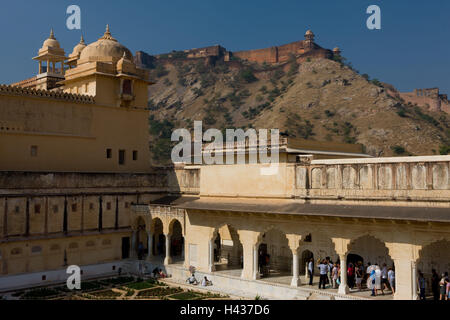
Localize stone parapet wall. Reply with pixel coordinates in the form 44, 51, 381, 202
295, 156, 450, 205
0, 84, 94, 103
0, 171, 169, 196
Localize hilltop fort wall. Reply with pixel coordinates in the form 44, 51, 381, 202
387, 87, 450, 114
136, 30, 337, 68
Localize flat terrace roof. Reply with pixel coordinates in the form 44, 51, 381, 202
150, 196, 450, 223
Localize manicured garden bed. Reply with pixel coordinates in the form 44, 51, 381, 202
21, 288, 62, 299
137, 286, 183, 298
80, 281, 104, 292
125, 280, 160, 290
90, 289, 122, 299
99, 276, 135, 286
169, 291, 202, 300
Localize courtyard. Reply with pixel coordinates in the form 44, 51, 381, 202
1, 275, 231, 301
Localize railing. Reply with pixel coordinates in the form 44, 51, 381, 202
295, 155, 450, 203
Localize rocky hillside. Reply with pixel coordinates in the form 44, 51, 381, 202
141, 52, 450, 165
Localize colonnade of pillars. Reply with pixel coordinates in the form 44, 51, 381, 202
38, 60, 64, 75
202, 237, 422, 300
241, 246, 356, 295
131, 230, 172, 265
132, 227, 422, 300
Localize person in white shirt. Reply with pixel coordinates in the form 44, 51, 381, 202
332, 263, 339, 289
374, 265, 382, 295
388, 268, 395, 294
201, 276, 212, 287
186, 273, 198, 285
318, 259, 329, 289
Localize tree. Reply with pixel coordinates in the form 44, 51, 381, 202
239, 68, 257, 83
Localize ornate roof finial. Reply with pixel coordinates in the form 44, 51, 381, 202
49, 28, 55, 39
99, 24, 117, 41
80, 34, 85, 45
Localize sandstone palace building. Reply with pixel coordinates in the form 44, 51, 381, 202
0, 27, 449, 300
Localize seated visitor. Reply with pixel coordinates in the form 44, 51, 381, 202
159, 269, 167, 278
186, 273, 198, 285
201, 276, 212, 286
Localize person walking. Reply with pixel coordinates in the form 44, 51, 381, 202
327, 257, 333, 288
388, 267, 395, 294
375, 265, 382, 295
418, 271, 426, 300
308, 258, 314, 285
332, 263, 339, 289
381, 263, 389, 293
440, 273, 448, 300
369, 267, 376, 297
355, 264, 363, 291
347, 262, 355, 289
318, 259, 328, 289
431, 269, 440, 301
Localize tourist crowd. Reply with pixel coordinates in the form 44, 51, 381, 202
312, 257, 395, 296
311, 257, 450, 300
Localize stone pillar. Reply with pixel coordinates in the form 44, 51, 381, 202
208, 238, 215, 272
291, 251, 301, 287
38, 61, 42, 74
47, 60, 50, 73
338, 254, 349, 294
411, 261, 418, 300
252, 244, 260, 280
390, 243, 419, 300
60, 62, 64, 75
130, 231, 137, 259
146, 231, 153, 261
238, 230, 260, 280
164, 234, 172, 265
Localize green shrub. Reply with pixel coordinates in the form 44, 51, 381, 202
239, 68, 257, 83
391, 145, 406, 155
259, 86, 268, 94
324, 110, 335, 117
137, 286, 183, 298
126, 281, 158, 290
90, 290, 122, 299
170, 291, 201, 300
439, 145, 450, 155
273, 69, 285, 80
22, 288, 60, 299
397, 110, 407, 118
414, 107, 440, 127
370, 78, 383, 87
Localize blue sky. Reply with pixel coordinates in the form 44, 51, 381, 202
1, 0, 449, 92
